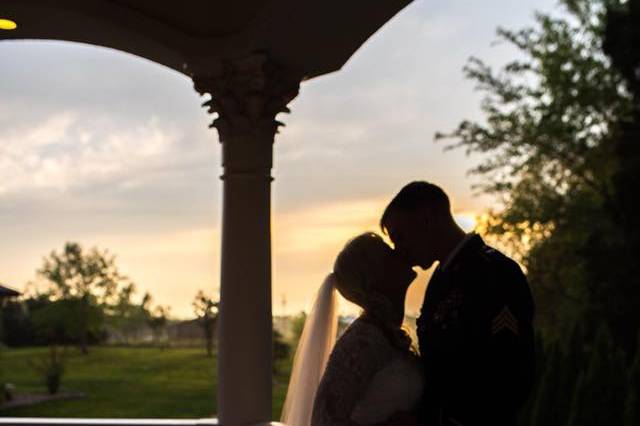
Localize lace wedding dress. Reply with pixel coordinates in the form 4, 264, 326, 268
311, 316, 424, 426
280, 274, 424, 426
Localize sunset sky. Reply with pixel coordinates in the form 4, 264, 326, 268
0, 0, 556, 318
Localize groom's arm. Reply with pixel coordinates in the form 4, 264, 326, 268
482, 259, 535, 423
438, 260, 534, 426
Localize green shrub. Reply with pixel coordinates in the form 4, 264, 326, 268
29, 345, 66, 394
625, 339, 640, 426
568, 326, 628, 426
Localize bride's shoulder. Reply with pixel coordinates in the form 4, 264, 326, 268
333, 316, 392, 354
342, 315, 385, 337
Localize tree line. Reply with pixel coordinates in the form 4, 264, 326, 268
1, 242, 219, 356
437, 0, 640, 424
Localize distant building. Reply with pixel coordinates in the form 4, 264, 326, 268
167, 318, 207, 344
105, 318, 212, 347
0, 284, 20, 304
0, 284, 21, 344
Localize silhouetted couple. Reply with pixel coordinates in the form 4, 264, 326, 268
281, 181, 535, 426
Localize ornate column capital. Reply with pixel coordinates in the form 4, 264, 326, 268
191, 53, 301, 173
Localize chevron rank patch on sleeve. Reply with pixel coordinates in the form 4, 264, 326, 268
491, 306, 519, 336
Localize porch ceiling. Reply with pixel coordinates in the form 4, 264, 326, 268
0, 0, 412, 78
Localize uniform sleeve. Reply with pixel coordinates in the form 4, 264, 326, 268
482, 259, 535, 422
311, 322, 395, 426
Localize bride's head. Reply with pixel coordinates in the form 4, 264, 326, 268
332, 232, 417, 317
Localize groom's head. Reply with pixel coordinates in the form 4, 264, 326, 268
381, 181, 456, 269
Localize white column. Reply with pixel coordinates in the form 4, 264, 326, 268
193, 54, 300, 426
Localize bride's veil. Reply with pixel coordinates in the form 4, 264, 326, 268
280, 273, 339, 426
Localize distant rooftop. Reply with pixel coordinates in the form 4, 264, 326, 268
0, 284, 20, 298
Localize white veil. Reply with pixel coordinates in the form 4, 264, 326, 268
280, 274, 339, 426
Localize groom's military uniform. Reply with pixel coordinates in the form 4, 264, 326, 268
416, 233, 534, 426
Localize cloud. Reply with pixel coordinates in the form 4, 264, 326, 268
0, 111, 182, 195
0, 41, 202, 126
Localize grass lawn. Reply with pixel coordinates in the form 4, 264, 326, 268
0, 346, 291, 419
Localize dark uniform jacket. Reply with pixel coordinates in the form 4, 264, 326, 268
417, 234, 535, 426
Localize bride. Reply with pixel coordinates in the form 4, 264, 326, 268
281, 232, 424, 426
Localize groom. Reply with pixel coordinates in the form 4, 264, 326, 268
381, 181, 535, 426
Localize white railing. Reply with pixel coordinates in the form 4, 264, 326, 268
0, 419, 285, 426
0, 419, 219, 426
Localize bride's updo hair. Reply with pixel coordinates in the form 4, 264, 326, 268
332, 232, 391, 311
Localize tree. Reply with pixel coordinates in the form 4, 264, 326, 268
603, 0, 640, 356
289, 311, 307, 349
31, 298, 96, 344
2, 297, 41, 347
37, 242, 131, 354
531, 343, 566, 426
148, 305, 170, 347
107, 283, 152, 344
437, 0, 639, 351
567, 326, 627, 426
28, 345, 66, 395
273, 328, 290, 374
625, 336, 640, 426
192, 290, 218, 357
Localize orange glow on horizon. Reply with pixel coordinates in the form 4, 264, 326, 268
5, 198, 481, 319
